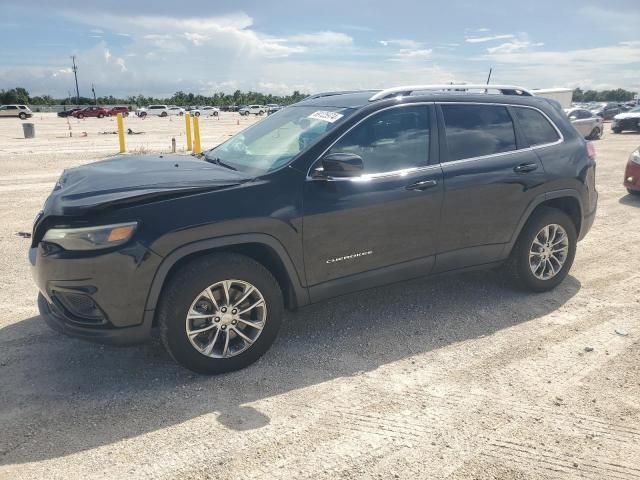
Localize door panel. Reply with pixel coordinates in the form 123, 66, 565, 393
303, 169, 443, 285
302, 104, 443, 286
435, 103, 546, 271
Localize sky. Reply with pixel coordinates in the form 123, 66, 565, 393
0, 0, 639, 98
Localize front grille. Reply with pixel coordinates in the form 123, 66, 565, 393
51, 291, 107, 325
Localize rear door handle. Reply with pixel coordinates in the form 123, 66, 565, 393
513, 163, 538, 173
406, 179, 438, 191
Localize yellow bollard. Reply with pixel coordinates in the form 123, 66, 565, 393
116, 113, 126, 153
193, 115, 202, 154
184, 112, 192, 151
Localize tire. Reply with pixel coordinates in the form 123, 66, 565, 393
502, 207, 577, 292
98, 113, 104, 119
160, 111, 168, 117
588, 127, 601, 140
158, 253, 284, 374
18, 112, 27, 120
194, 112, 200, 117
77, 113, 84, 119
213, 111, 219, 116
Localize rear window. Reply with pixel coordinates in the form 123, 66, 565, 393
512, 107, 560, 146
441, 104, 517, 161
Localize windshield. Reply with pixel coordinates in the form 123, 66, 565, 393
204, 105, 354, 174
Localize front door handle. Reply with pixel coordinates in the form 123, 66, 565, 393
513, 163, 538, 173
406, 179, 438, 191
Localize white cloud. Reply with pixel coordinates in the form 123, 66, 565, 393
90, 28, 103, 34
379, 39, 423, 49
487, 39, 544, 54
391, 49, 433, 61
466, 34, 514, 43
289, 31, 353, 47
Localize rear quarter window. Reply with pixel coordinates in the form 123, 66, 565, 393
512, 107, 560, 146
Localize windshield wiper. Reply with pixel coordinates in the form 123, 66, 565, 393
205, 156, 238, 171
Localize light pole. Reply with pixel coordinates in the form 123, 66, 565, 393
71, 55, 80, 106
92, 83, 97, 105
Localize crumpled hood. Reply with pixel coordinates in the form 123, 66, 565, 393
45, 154, 248, 215
614, 112, 640, 120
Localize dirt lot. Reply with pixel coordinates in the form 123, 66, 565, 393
0, 113, 639, 480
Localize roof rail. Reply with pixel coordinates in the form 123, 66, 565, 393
306, 90, 375, 100
368, 84, 534, 101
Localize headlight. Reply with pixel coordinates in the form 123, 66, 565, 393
631, 150, 640, 166
42, 222, 138, 251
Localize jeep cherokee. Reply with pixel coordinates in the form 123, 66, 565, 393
30, 84, 598, 374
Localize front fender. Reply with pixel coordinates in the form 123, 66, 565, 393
144, 233, 310, 313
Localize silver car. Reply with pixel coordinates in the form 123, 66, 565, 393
565, 108, 604, 140
0, 104, 32, 119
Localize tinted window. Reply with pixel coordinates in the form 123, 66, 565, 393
329, 105, 429, 174
441, 104, 516, 161
7, 105, 18, 110
513, 107, 560, 146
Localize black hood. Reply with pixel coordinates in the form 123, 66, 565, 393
45, 154, 249, 216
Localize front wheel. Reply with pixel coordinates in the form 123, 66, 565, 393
19, 112, 27, 120
160, 111, 168, 117
502, 207, 577, 292
158, 253, 284, 374
77, 113, 84, 119
97, 113, 104, 119
194, 112, 200, 117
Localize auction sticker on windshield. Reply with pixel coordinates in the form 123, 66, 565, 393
307, 111, 344, 123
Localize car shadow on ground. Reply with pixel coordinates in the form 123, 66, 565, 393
0, 270, 581, 465
619, 192, 640, 207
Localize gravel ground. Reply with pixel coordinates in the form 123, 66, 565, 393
0, 114, 639, 480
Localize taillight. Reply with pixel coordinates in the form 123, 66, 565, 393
586, 141, 596, 161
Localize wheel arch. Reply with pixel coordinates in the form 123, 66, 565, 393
145, 234, 309, 324
503, 190, 583, 258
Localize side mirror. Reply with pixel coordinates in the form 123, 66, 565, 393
318, 152, 364, 178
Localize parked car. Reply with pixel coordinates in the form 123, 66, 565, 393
611, 107, 640, 134
136, 105, 173, 117
590, 102, 622, 121
57, 108, 81, 118
107, 106, 130, 117
30, 84, 597, 374
72, 106, 109, 119
167, 106, 185, 116
189, 106, 219, 117
0, 104, 33, 119
624, 146, 640, 195
266, 104, 282, 115
565, 108, 603, 140
239, 105, 266, 116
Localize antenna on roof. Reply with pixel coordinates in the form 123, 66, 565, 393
486, 68, 493, 85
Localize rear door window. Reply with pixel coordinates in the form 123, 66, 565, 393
512, 107, 561, 147
441, 104, 516, 161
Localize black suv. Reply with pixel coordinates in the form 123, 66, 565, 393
30, 85, 597, 373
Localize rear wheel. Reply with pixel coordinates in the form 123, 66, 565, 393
194, 112, 200, 117
502, 207, 577, 292
160, 111, 168, 117
588, 127, 601, 140
158, 253, 283, 374
97, 113, 104, 119
77, 113, 84, 119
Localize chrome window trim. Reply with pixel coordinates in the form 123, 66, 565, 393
438, 102, 564, 165
306, 101, 564, 181
306, 102, 434, 182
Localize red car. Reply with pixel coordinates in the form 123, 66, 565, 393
72, 106, 109, 119
107, 106, 130, 117
624, 146, 640, 195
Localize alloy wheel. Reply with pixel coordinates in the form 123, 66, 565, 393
185, 279, 267, 358
528, 224, 569, 280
